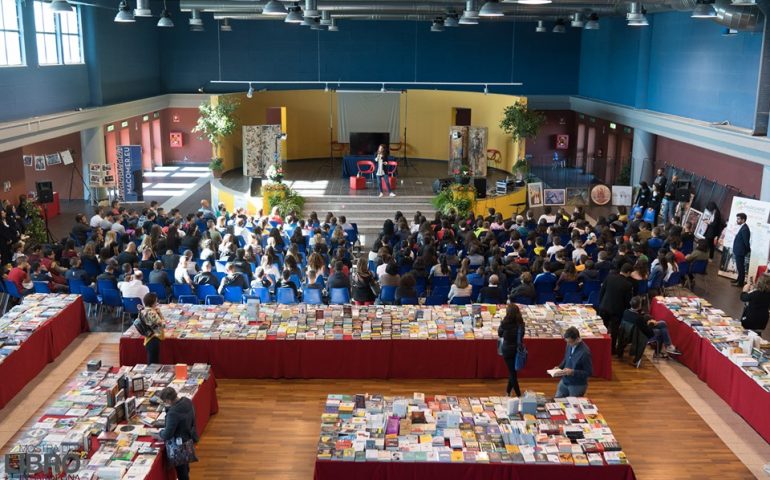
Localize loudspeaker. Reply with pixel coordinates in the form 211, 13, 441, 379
473, 177, 487, 198
36, 181, 54, 204
675, 181, 691, 202
432, 178, 453, 194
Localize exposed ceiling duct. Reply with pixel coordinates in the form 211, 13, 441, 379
713, 0, 764, 30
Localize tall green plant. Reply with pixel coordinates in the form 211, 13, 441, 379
431, 188, 473, 217
272, 191, 306, 218
26, 201, 47, 245
500, 104, 546, 142
192, 98, 239, 146
617, 163, 632, 186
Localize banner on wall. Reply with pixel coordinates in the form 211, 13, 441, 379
116, 145, 143, 201
718, 196, 770, 280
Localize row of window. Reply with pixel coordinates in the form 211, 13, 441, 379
0, 0, 83, 67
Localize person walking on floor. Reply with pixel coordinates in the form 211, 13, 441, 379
375, 144, 396, 198
156, 387, 199, 480
732, 212, 751, 288
137, 292, 165, 364
598, 263, 634, 354
498, 303, 525, 397
554, 326, 593, 397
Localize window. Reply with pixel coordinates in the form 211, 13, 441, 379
33, 0, 83, 65
0, 0, 24, 66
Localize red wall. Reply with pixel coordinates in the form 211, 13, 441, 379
655, 136, 763, 198
0, 148, 28, 204
160, 108, 211, 164
528, 110, 576, 167
22, 132, 84, 201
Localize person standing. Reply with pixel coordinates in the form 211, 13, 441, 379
498, 303, 525, 397
732, 212, 751, 287
156, 387, 199, 480
375, 144, 396, 198
138, 292, 165, 364
598, 263, 634, 354
653, 168, 667, 191
554, 327, 593, 397
702, 202, 723, 260
661, 174, 678, 226
635, 181, 652, 210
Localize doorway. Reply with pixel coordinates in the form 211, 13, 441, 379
606, 133, 617, 184
575, 124, 586, 170
586, 127, 596, 175
453, 108, 472, 126
266, 107, 287, 161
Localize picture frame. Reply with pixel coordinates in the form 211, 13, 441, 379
23, 155, 33, 167
590, 184, 612, 206
611, 185, 633, 206
34, 156, 46, 171
544, 189, 566, 206
46, 153, 62, 166
527, 182, 543, 208
566, 188, 589, 206
684, 208, 703, 231
695, 209, 714, 239
89, 164, 102, 173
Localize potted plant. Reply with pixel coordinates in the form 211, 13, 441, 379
511, 157, 529, 183
452, 165, 471, 185
499, 103, 545, 142
192, 98, 239, 175
266, 164, 284, 184
209, 157, 224, 178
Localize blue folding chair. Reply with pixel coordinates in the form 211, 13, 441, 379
82, 259, 100, 280
512, 295, 533, 305
205, 295, 225, 305
172, 284, 193, 301
99, 289, 124, 325
557, 281, 579, 296
3, 280, 22, 301
196, 284, 218, 303
276, 287, 297, 304
79, 286, 100, 321
425, 292, 448, 305
140, 269, 153, 284
690, 259, 708, 275
330, 288, 350, 305
303, 288, 324, 305
121, 297, 143, 331
178, 295, 199, 304
581, 280, 601, 300
249, 287, 271, 303
399, 297, 419, 305
449, 296, 471, 305
97, 279, 118, 294
560, 292, 583, 304
32, 281, 51, 294
222, 286, 244, 303
431, 276, 451, 290
536, 291, 557, 304
587, 290, 600, 309
379, 285, 397, 304
148, 283, 169, 303
67, 278, 86, 295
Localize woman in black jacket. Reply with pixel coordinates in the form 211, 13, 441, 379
635, 181, 652, 210
352, 257, 378, 305
157, 387, 199, 480
498, 303, 525, 397
740, 276, 770, 332
703, 201, 723, 260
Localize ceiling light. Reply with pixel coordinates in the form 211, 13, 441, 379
303, 0, 319, 18
691, 0, 716, 18
324, 83, 329, 92
518, 0, 551, 4
570, 12, 583, 28
220, 18, 232, 31
722, 27, 738, 35
479, 0, 504, 17
552, 18, 566, 33
628, 17, 648, 26
627, 2, 648, 26
114, 0, 135, 22
584, 13, 599, 29
262, 0, 287, 16
327, 18, 338, 31
133, 0, 152, 17
483, 84, 488, 95
310, 18, 324, 29
320, 10, 332, 25
247, 83, 254, 98
189, 8, 203, 27
300, 17, 313, 26
286, 4, 303, 22
459, 14, 479, 24
50, 0, 73, 14
731, 0, 756, 4
431, 18, 445, 31
444, 14, 459, 27
380, 84, 386, 92
535, 20, 546, 32
157, 7, 173, 27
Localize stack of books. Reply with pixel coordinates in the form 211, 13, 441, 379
316, 393, 628, 466
656, 296, 770, 391
0, 362, 211, 479
0, 293, 79, 364
122, 303, 607, 342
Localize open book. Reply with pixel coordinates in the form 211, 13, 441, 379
547, 368, 566, 378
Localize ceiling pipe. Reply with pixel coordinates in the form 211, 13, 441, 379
180, 0, 630, 11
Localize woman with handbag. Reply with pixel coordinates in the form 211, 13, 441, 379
497, 303, 526, 397
156, 387, 199, 480
136, 292, 165, 364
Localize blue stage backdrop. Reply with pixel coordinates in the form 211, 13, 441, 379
116, 145, 143, 202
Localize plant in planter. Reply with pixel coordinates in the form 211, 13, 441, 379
452, 165, 472, 185
208, 157, 224, 178
499, 103, 546, 142
192, 98, 239, 175
511, 157, 529, 182
263, 182, 305, 217
432, 184, 476, 217
266, 164, 284, 184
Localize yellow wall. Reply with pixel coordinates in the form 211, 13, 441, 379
473, 188, 527, 219
214, 89, 527, 173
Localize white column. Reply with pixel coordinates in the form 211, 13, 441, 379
761, 165, 770, 201
80, 127, 106, 203
631, 129, 656, 185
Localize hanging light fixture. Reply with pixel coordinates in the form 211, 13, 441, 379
300, 16, 313, 26
431, 18, 445, 31
552, 18, 566, 32
157, 1, 173, 27
134, 0, 152, 17
303, 0, 319, 18
114, 1, 135, 22
691, 0, 716, 18
518, 0, 551, 5
310, 18, 324, 29
460, 0, 479, 24
483, 84, 489, 95
380, 83, 386, 92
584, 13, 599, 29
262, 0, 287, 16
50, 0, 74, 14
220, 18, 232, 31
247, 83, 254, 98
444, 14, 459, 27
627, 2, 648, 26
320, 10, 332, 25
285, 3, 303, 22
479, 0, 504, 17
189, 8, 203, 28
570, 12, 584, 27
327, 18, 338, 31
535, 20, 546, 32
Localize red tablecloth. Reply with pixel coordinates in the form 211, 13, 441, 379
313, 459, 636, 480
120, 336, 612, 380
0, 297, 88, 409
651, 298, 770, 443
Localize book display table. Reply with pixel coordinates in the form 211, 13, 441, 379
0, 363, 218, 480
312, 393, 636, 480
651, 297, 770, 443
0, 294, 88, 410
119, 304, 612, 380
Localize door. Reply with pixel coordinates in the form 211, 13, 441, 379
453, 108, 471, 126
586, 127, 596, 175
606, 133, 617, 184
575, 123, 586, 169
152, 119, 163, 167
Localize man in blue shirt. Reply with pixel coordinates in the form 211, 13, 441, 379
732, 212, 751, 288
554, 327, 593, 398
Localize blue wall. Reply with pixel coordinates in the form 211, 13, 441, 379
579, 11, 763, 129
159, 18, 582, 96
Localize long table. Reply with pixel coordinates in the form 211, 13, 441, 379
314, 460, 636, 480
119, 336, 612, 380
651, 298, 770, 443
0, 297, 88, 409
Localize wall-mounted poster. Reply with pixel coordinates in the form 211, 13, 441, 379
527, 182, 543, 208
60, 150, 74, 165
544, 189, 566, 206
23, 155, 33, 167
34, 156, 46, 171
3, 181, 10, 192
448, 126, 468, 175
243, 125, 282, 178
169, 132, 183, 148
467, 126, 488, 178
566, 188, 589, 206
556, 134, 569, 150
611, 185, 633, 206
46, 153, 62, 166
590, 184, 611, 206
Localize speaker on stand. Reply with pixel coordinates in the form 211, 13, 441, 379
473, 178, 487, 199
35, 181, 56, 243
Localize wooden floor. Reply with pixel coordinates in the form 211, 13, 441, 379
7, 343, 753, 480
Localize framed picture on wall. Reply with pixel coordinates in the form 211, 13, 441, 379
566, 188, 589, 206
23, 155, 33, 167
611, 185, 633, 206
46, 153, 62, 166
555, 134, 569, 150
590, 184, 612, 206
89, 164, 102, 173
34, 156, 46, 171
544, 189, 566, 206
169, 132, 183, 148
527, 182, 543, 208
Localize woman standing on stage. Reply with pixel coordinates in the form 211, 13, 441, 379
375, 144, 396, 198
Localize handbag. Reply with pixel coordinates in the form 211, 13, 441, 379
514, 327, 528, 371
496, 337, 504, 356
133, 311, 152, 337
165, 437, 198, 467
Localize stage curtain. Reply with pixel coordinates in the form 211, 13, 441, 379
337, 92, 401, 143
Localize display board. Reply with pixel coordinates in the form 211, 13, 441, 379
243, 125, 282, 178
718, 196, 770, 280
467, 126, 488, 178
448, 126, 467, 175
336, 91, 401, 144
115, 145, 142, 201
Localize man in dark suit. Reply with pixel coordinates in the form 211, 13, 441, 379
732, 212, 751, 287
554, 326, 593, 397
598, 263, 634, 354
